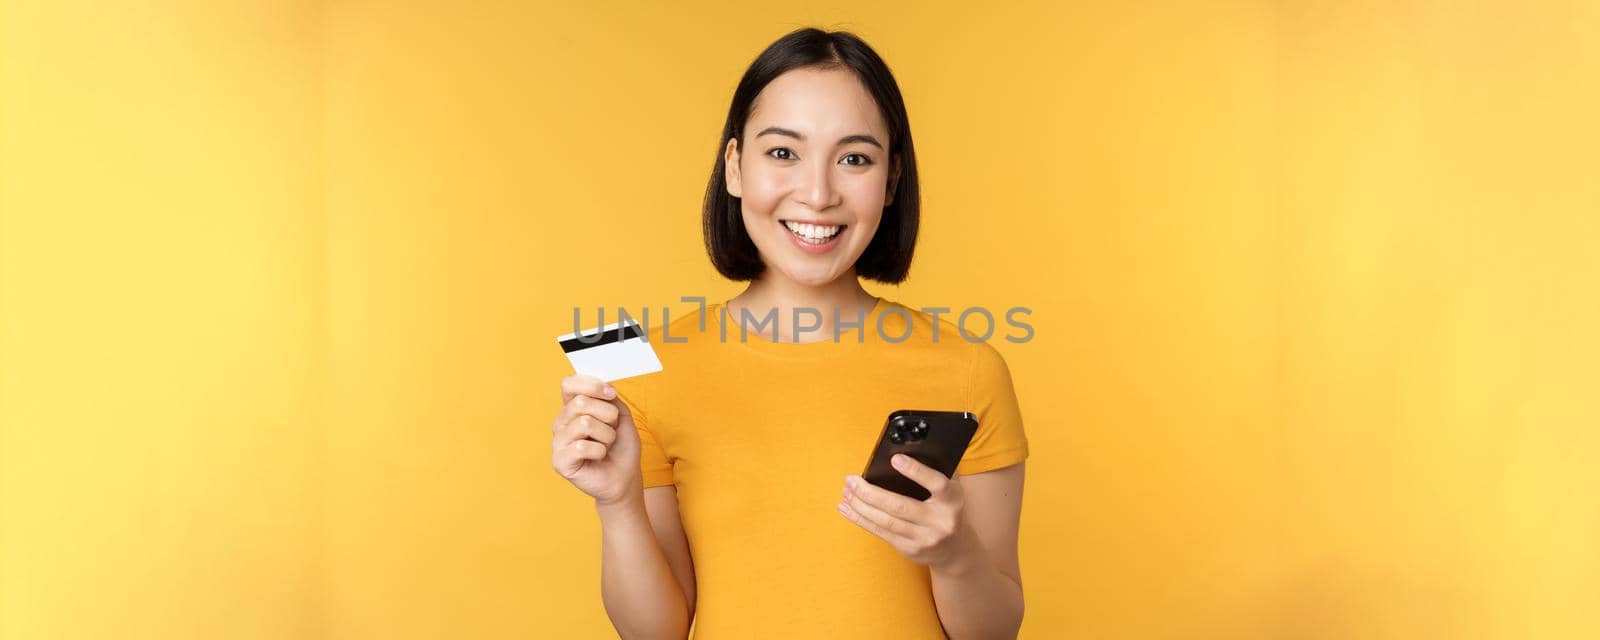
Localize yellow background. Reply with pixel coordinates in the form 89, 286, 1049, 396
2, 1, 1595, 638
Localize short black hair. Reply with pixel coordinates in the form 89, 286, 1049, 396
703, 27, 920, 284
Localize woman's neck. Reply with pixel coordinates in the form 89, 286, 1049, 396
725, 272, 879, 343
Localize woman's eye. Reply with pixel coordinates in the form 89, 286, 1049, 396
841, 153, 873, 166
765, 148, 872, 165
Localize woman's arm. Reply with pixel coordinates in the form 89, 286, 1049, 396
838, 457, 1025, 639
596, 486, 696, 640
929, 462, 1025, 639
552, 376, 695, 638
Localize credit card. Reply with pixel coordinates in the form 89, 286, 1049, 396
557, 318, 663, 382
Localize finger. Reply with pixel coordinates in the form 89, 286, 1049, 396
552, 438, 606, 477
844, 486, 921, 540
560, 374, 616, 405
559, 414, 617, 447
890, 454, 949, 496
558, 392, 620, 428
837, 499, 917, 546
555, 415, 612, 448
568, 439, 607, 462
846, 475, 928, 523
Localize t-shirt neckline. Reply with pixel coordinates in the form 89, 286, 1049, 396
717, 296, 891, 359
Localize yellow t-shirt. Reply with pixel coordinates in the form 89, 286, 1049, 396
610, 296, 1029, 638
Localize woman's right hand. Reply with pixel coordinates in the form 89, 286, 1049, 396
551, 374, 643, 507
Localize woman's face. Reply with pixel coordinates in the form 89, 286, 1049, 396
724, 66, 899, 287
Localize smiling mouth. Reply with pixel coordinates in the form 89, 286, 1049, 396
781, 219, 846, 245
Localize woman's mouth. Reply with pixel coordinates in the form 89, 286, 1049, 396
781, 219, 846, 252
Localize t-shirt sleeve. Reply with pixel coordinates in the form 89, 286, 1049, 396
956, 340, 1030, 476
616, 389, 675, 488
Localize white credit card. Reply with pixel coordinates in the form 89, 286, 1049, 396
557, 318, 663, 382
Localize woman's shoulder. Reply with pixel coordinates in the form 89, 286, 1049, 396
874, 300, 1021, 384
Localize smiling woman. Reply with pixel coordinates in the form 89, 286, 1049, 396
549, 27, 1028, 640
728, 82, 896, 262
703, 33, 919, 298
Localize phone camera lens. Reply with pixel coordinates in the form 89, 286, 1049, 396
909, 419, 928, 440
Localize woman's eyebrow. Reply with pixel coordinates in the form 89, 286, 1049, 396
755, 126, 883, 150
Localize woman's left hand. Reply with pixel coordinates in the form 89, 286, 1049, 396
838, 453, 977, 569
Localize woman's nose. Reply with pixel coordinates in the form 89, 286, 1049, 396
796, 158, 841, 210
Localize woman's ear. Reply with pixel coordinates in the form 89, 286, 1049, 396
724, 138, 743, 198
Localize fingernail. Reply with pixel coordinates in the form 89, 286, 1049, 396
603, 385, 616, 398
846, 476, 857, 489
892, 454, 907, 469
837, 502, 850, 515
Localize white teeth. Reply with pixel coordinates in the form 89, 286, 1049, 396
782, 220, 842, 241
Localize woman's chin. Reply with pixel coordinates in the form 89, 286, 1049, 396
774, 262, 848, 287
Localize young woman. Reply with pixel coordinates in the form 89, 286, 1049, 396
551, 28, 1028, 639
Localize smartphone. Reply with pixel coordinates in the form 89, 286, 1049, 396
861, 410, 979, 501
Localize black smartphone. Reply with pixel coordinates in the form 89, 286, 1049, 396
861, 410, 979, 501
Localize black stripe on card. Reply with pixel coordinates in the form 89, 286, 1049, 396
560, 323, 644, 353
